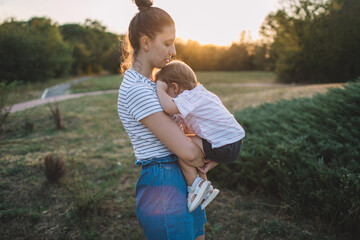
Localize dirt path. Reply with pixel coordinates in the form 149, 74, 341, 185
10, 89, 118, 113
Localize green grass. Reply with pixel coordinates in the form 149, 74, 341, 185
6, 73, 119, 105
69, 75, 123, 94
7, 76, 78, 104
68, 71, 276, 94
1, 94, 139, 239
0, 72, 347, 239
6, 71, 275, 105
67, 72, 343, 112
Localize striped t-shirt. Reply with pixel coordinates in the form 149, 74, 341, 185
117, 70, 172, 164
173, 84, 245, 148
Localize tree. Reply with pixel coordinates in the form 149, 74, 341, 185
60, 20, 123, 75
261, 0, 360, 83
0, 18, 72, 82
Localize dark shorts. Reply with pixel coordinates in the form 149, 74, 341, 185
202, 139, 243, 164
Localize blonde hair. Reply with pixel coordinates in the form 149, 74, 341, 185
155, 60, 198, 90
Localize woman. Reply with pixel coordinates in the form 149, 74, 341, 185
117, 0, 208, 239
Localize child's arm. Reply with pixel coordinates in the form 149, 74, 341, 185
156, 81, 179, 114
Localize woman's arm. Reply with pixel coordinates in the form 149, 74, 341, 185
140, 111, 205, 167
156, 81, 179, 114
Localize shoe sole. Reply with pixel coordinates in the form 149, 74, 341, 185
188, 181, 211, 213
201, 189, 220, 210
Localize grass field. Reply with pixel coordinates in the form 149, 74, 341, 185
67, 72, 343, 112
0, 72, 345, 239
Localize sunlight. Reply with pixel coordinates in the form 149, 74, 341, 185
0, 0, 280, 47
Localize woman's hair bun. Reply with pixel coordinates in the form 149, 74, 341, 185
134, 0, 153, 12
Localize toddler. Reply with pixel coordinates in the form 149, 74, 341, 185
155, 60, 245, 212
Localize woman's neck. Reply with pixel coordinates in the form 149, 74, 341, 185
131, 57, 153, 80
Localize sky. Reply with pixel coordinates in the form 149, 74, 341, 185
0, 0, 280, 46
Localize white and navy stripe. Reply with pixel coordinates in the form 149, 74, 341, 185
173, 84, 245, 148
118, 70, 172, 164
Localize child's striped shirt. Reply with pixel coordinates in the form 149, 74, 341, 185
173, 84, 245, 148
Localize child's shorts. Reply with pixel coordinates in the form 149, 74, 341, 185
202, 138, 243, 164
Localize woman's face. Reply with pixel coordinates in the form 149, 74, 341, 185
147, 24, 176, 69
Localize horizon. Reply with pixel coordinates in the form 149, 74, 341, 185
0, 0, 280, 46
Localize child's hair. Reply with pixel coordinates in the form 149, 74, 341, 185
121, 0, 175, 73
155, 60, 198, 90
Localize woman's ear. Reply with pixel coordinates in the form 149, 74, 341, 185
140, 35, 150, 51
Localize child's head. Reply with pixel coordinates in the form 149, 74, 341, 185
155, 60, 198, 95
121, 0, 176, 73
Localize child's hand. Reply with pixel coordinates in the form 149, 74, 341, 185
197, 159, 218, 174
156, 80, 168, 91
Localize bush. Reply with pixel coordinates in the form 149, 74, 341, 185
210, 79, 360, 236
44, 154, 67, 184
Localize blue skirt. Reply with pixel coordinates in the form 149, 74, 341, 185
136, 154, 207, 240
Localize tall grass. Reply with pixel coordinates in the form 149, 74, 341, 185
211, 79, 360, 237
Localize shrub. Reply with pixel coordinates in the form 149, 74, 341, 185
210, 79, 360, 236
48, 102, 64, 130
44, 154, 67, 184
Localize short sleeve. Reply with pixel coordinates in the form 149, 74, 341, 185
173, 93, 196, 118
126, 84, 163, 121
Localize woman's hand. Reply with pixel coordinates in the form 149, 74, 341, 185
197, 159, 218, 174
182, 123, 195, 135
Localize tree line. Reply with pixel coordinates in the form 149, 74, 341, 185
0, 0, 359, 84
0, 17, 270, 84
175, 32, 270, 72
0, 18, 123, 83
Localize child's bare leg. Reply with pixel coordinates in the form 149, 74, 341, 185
188, 136, 208, 181
178, 135, 207, 185
177, 157, 199, 186
187, 136, 220, 209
